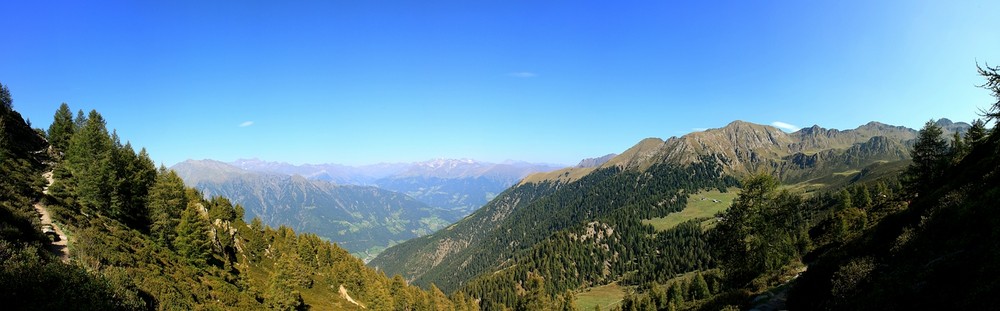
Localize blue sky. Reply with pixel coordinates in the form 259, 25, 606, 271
3, 1, 998, 166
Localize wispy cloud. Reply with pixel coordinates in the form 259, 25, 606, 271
771, 121, 800, 132
239, 121, 254, 127
508, 71, 538, 78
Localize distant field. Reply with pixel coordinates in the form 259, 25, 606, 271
575, 283, 625, 310
643, 188, 739, 231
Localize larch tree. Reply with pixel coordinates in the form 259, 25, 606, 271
967, 119, 988, 146
709, 174, 805, 288
903, 121, 949, 195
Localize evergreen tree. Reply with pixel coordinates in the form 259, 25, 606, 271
967, 119, 988, 146
147, 168, 187, 246
903, 121, 949, 195
838, 189, 853, 210
856, 185, 873, 209
390, 275, 413, 311
73, 109, 87, 130
108, 140, 156, 229
47, 103, 75, 153
244, 217, 268, 263
557, 291, 575, 311
951, 131, 969, 163
518, 274, 551, 311
429, 284, 452, 311
978, 63, 1000, 121
709, 174, 804, 288
666, 282, 684, 309
64, 110, 114, 214
267, 251, 305, 310
690, 273, 711, 300
174, 201, 213, 267
0, 83, 11, 111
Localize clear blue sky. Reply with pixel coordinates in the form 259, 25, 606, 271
3, 0, 998, 166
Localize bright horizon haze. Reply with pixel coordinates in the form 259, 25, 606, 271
3, 1, 999, 166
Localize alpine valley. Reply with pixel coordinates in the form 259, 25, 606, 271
170, 159, 561, 260
4, 66, 1000, 310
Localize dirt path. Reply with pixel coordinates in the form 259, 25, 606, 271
750, 266, 808, 311
339, 285, 366, 309
33, 171, 69, 263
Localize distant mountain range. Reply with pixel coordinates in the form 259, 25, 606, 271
370, 119, 968, 294
170, 158, 563, 260
230, 158, 563, 213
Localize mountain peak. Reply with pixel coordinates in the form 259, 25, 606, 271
935, 118, 954, 126
576, 153, 617, 168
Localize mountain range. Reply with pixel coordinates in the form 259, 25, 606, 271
370, 119, 967, 298
170, 158, 562, 260
230, 158, 563, 213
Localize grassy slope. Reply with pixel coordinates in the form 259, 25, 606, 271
643, 188, 739, 231
574, 283, 626, 310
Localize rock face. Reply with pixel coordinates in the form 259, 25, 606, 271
577, 120, 928, 183
576, 154, 618, 168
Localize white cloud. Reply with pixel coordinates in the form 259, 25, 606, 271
239, 121, 254, 127
771, 121, 800, 132
508, 72, 538, 78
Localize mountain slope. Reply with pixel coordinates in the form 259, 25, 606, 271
371, 120, 936, 308
1, 96, 478, 310
172, 160, 461, 258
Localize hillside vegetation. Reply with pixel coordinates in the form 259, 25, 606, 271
613, 63, 1000, 310
0, 90, 479, 310
642, 188, 739, 231
372, 65, 990, 311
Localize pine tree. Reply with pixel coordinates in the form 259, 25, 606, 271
0, 83, 11, 112
267, 251, 305, 310
690, 273, 711, 300
709, 174, 803, 288
429, 283, 452, 311
977, 63, 1000, 121
244, 217, 267, 263
856, 185, 873, 209
148, 168, 187, 246
838, 189, 853, 210
64, 110, 114, 214
174, 201, 213, 267
47, 103, 75, 154
73, 109, 87, 131
967, 119, 988, 146
390, 275, 413, 311
904, 121, 949, 195
666, 282, 684, 309
518, 274, 550, 311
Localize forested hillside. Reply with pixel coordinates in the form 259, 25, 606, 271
374, 157, 739, 309
373, 66, 991, 310
612, 64, 1000, 311
372, 120, 927, 307
0, 89, 478, 310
